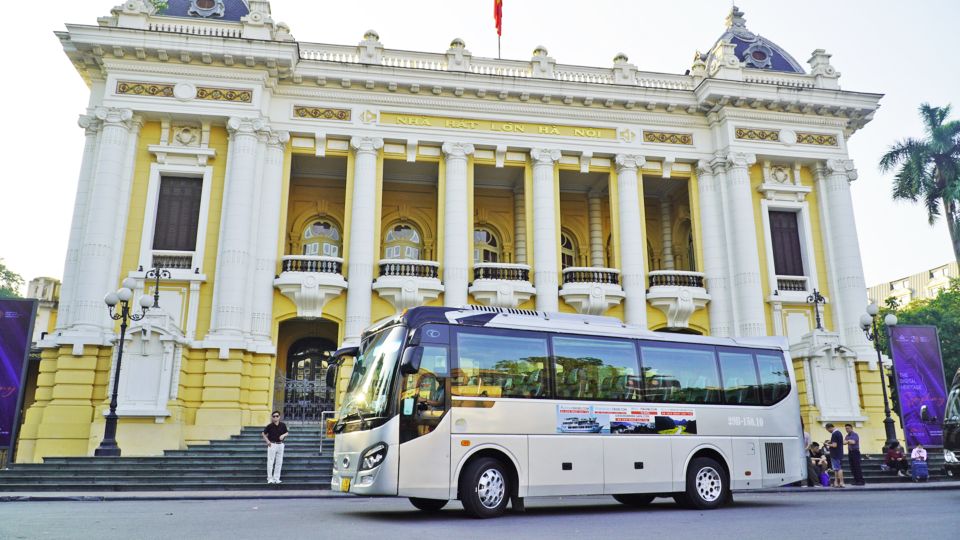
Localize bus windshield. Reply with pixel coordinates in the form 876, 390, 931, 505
337, 325, 406, 427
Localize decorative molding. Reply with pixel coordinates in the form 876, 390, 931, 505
735, 127, 780, 142
293, 106, 352, 121
796, 131, 839, 146
195, 86, 253, 103
116, 81, 252, 103
116, 81, 174, 97
643, 130, 693, 145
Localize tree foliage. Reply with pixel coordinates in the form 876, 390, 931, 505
0, 258, 24, 298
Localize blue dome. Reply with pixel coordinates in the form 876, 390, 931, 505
705, 6, 804, 74
159, 0, 250, 22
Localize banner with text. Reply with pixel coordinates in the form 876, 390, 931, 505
0, 299, 36, 449
889, 325, 947, 447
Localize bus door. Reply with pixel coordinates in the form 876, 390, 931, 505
397, 325, 452, 499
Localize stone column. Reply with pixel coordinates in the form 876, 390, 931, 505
696, 160, 734, 337
513, 188, 527, 264
588, 193, 604, 267
723, 152, 766, 337
343, 136, 384, 345
822, 159, 872, 354
208, 117, 264, 338
615, 154, 648, 327
442, 142, 475, 307
251, 129, 289, 340
530, 148, 561, 312
660, 198, 675, 270
70, 107, 134, 335
56, 113, 102, 332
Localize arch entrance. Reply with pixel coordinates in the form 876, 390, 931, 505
275, 318, 339, 422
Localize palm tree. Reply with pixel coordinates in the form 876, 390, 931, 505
879, 103, 960, 265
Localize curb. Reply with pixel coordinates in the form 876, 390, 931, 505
739, 481, 960, 495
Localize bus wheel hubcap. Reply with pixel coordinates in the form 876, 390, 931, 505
696, 467, 722, 502
477, 469, 505, 508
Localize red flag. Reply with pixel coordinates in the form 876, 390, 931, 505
494, 0, 503, 36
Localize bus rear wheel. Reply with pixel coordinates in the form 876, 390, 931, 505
409, 497, 448, 512
459, 457, 510, 519
675, 457, 728, 510
612, 493, 656, 507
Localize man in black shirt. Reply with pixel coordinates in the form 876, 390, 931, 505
262, 411, 288, 484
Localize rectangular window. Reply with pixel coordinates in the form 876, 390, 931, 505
717, 350, 761, 405
153, 176, 202, 251
756, 353, 791, 404
304, 243, 319, 255
453, 330, 549, 399
639, 343, 722, 404
769, 210, 804, 276
552, 336, 640, 401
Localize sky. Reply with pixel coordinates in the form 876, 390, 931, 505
1, 0, 958, 293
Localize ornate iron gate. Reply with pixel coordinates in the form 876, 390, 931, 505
275, 338, 336, 423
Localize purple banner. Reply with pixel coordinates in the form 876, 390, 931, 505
0, 299, 35, 449
889, 326, 948, 448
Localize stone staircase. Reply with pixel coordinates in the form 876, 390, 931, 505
835, 452, 949, 484
0, 424, 332, 491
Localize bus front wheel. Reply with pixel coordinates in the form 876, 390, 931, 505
612, 493, 656, 507
409, 497, 448, 512
459, 457, 511, 518
676, 457, 728, 510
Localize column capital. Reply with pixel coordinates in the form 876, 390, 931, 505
824, 158, 858, 181
78, 113, 102, 135
724, 152, 756, 170
94, 107, 133, 128
350, 136, 384, 154
227, 116, 266, 136
441, 141, 475, 158
266, 129, 290, 149
695, 159, 714, 178
614, 154, 645, 171
530, 148, 561, 165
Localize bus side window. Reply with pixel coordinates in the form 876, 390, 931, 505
552, 336, 639, 401
756, 353, 791, 404
639, 343, 721, 404
453, 330, 549, 399
718, 350, 761, 405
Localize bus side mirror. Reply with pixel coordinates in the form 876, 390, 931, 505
400, 346, 423, 376
325, 363, 338, 388
326, 346, 359, 387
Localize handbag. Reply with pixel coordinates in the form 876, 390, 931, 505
819, 472, 830, 487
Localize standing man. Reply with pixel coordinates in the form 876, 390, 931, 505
262, 411, 288, 484
844, 423, 865, 486
825, 423, 845, 488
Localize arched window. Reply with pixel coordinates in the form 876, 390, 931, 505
302, 219, 342, 257
384, 222, 423, 260
474, 227, 501, 263
560, 231, 578, 269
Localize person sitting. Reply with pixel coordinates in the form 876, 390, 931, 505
884, 441, 910, 477
911, 443, 927, 462
806, 442, 828, 487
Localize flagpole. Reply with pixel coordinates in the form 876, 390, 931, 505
498, 35, 501, 59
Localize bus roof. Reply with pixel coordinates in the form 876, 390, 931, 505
367, 306, 788, 352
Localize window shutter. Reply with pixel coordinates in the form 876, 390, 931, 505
768, 211, 804, 276
153, 177, 202, 251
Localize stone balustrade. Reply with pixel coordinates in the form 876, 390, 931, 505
562, 267, 621, 285
473, 263, 531, 282
378, 259, 440, 279
152, 250, 193, 270
280, 255, 343, 274
648, 270, 706, 289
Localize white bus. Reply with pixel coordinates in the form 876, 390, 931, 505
329, 306, 803, 518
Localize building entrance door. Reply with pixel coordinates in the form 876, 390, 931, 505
276, 338, 336, 423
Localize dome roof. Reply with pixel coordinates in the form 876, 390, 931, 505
705, 6, 804, 74
159, 0, 250, 22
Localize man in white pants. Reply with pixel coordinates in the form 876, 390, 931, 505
262, 411, 288, 484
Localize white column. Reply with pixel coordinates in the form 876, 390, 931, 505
588, 194, 604, 267
696, 160, 734, 337
441, 142, 475, 307
70, 107, 134, 335
243, 129, 269, 337
107, 116, 143, 310
822, 159, 872, 354
660, 198, 675, 270
251, 129, 289, 340
56, 113, 102, 332
209, 117, 264, 337
530, 148, 561, 312
343, 136, 384, 345
723, 152, 766, 337
615, 154, 648, 327
513, 188, 527, 264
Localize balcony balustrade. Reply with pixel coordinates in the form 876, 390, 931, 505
151, 250, 194, 271
776, 275, 809, 292
273, 256, 347, 318
559, 267, 624, 315
469, 263, 535, 309
373, 259, 443, 311
646, 270, 710, 329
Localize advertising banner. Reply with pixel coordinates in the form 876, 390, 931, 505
889, 325, 947, 448
556, 403, 697, 434
0, 299, 37, 452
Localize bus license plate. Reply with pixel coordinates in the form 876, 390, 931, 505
341, 478, 351, 492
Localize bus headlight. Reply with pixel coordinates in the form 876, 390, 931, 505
359, 442, 388, 471
945, 449, 958, 463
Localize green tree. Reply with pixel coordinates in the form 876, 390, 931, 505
879, 103, 960, 265
0, 258, 24, 298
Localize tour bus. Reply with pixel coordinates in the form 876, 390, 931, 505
328, 306, 804, 518
944, 368, 960, 478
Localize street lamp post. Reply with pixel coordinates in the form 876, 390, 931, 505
94, 278, 154, 457
859, 302, 899, 450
